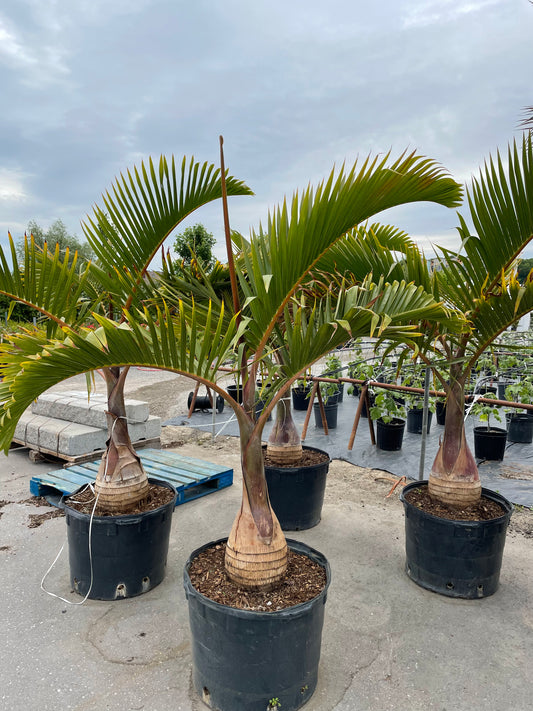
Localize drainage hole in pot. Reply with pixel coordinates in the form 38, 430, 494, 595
202, 687, 210, 705
446, 582, 454, 590
477, 585, 484, 596
73, 578, 79, 592
115, 583, 126, 598
141, 576, 150, 591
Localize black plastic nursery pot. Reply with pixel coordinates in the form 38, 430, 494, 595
291, 385, 311, 411
400, 480, 512, 599
313, 400, 338, 429
183, 538, 331, 711
473, 426, 507, 461
376, 418, 405, 451
64, 478, 176, 600
506, 413, 533, 444
226, 384, 243, 403
360, 391, 375, 418
435, 400, 446, 425
265, 446, 331, 530
407, 408, 433, 434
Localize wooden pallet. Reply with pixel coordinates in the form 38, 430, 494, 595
29, 448, 233, 507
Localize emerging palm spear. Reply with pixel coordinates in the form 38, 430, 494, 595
0, 142, 463, 590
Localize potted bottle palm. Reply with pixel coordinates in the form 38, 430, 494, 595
0, 143, 463, 710
0, 156, 252, 600
399, 136, 533, 599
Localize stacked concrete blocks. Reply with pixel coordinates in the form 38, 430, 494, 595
13, 391, 161, 459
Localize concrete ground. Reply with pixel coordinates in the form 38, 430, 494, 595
1, 369, 533, 711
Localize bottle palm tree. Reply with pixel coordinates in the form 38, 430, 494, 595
425, 136, 533, 507
0, 155, 253, 511
320, 136, 533, 508
0, 145, 463, 590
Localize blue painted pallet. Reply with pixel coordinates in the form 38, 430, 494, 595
29, 448, 233, 507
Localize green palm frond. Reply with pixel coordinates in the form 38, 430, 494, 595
0, 301, 245, 451
462, 275, 533, 358
82, 155, 252, 310
275, 277, 463, 378
0, 233, 99, 334
237, 150, 461, 353
312, 223, 434, 291
437, 136, 533, 307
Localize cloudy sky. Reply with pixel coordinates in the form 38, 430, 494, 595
0, 0, 531, 264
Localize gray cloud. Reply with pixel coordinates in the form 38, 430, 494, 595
0, 0, 531, 261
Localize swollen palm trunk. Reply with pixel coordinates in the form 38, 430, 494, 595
428, 382, 481, 507
266, 398, 303, 466
93, 367, 150, 512
225, 485, 288, 591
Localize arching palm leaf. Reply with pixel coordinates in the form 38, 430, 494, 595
82, 155, 253, 311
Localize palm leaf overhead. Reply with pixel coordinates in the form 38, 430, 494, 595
0, 233, 99, 333
435, 136, 533, 310
0, 301, 245, 451
82, 155, 253, 311
235, 151, 461, 352
310, 223, 434, 292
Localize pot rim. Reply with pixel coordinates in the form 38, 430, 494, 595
183, 537, 331, 619
63, 476, 176, 523
473, 425, 508, 435
262, 444, 331, 468
400, 479, 512, 524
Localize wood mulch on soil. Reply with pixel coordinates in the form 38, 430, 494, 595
188, 542, 327, 612
65, 482, 175, 516
404, 487, 506, 521
263, 448, 329, 468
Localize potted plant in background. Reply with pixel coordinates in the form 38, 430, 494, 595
470, 393, 507, 461
291, 368, 312, 410
323, 351, 344, 401
402, 368, 436, 434
313, 377, 341, 430
346, 358, 377, 415
496, 351, 520, 399
473, 352, 498, 395
504, 379, 533, 443
400, 136, 533, 599
0, 155, 252, 600
0, 143, 464, 710
370, 390, 407, 451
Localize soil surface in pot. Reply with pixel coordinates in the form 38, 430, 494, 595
66, 481, 175, 516
188, 541, 326, 611
404, 487, 506, 521
263, 448, 329, 468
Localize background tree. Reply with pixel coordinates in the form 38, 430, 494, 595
173, 223, 216, 267
16, 219, 94, 266
0, 294, 35, 323
516, 256, 533, 283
